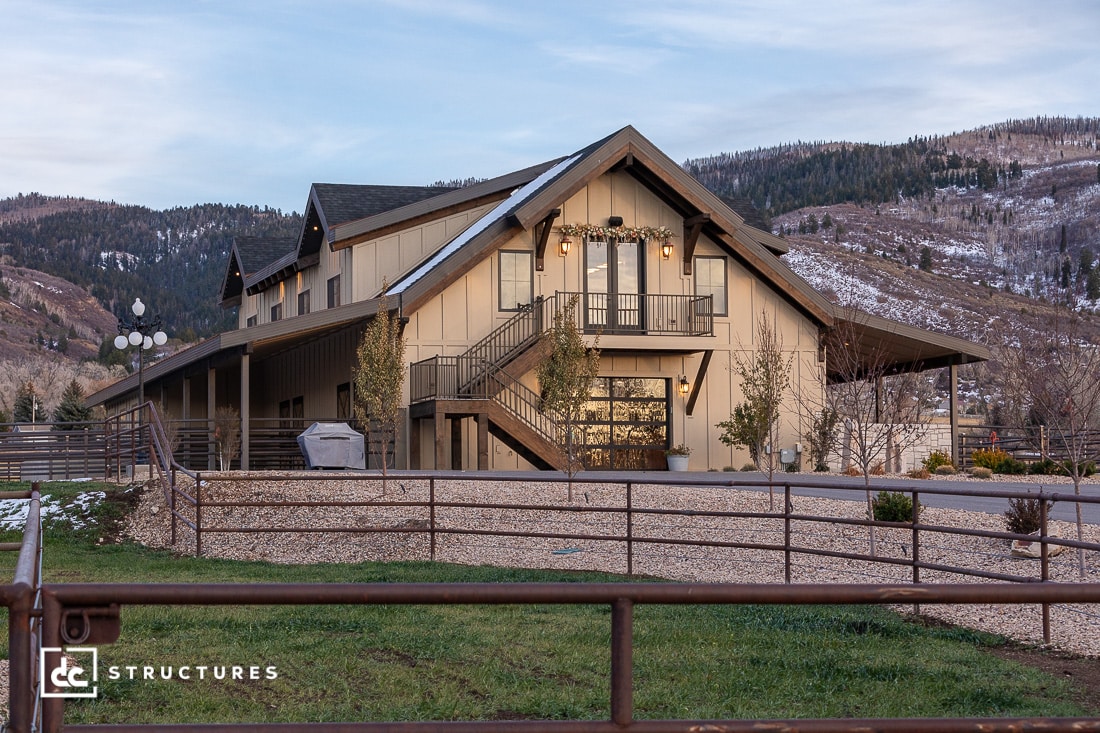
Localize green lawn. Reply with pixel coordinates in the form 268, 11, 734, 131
0, 480, 1094, 724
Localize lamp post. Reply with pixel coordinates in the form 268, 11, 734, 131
114, 298, 168, 410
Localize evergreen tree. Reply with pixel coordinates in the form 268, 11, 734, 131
52, 379, 93, 429
918, 246, 934, 272
13, 382, 49, 423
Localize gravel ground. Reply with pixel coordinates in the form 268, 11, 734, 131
121, 471, 1100, 658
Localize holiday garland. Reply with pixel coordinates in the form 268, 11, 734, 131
557, 223, 675, 244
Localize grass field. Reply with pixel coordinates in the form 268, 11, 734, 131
1, 480, 1095, 724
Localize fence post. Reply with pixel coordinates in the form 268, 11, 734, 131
195, 472, 203, 557
784, 482, 792, 584
626, 480, 633, 576
912, 489, 921, 617
429, 478, 436, 562
1040, 490, 1051, 645
610, 598, 633, 727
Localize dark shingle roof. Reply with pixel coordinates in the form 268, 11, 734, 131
234, 236, 298, 276
311, 184, 458, 227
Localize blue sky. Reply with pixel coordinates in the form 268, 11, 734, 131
3, 0, 1098, 215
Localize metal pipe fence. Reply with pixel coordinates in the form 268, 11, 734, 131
5, 474, 1100, 731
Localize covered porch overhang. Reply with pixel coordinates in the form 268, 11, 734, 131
825, 309, 992, 466
86, 297, 391, 469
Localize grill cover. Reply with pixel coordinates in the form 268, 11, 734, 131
296, 422, 366, 470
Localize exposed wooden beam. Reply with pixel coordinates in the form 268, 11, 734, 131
534, 208, 561, 272
685, 350, 713, 416
682, 214, 709, 275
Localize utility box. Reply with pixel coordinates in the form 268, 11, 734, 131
779, 448, 797, 465
296, 422, 366, 470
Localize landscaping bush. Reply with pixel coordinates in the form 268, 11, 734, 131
934, 465, 957, 475
1027, 458, 1066, 476
1063, 459, 1097, 478
906, 467, 930, 479
971, 467, 993, 479
970, 447, 1026, 474
921, 450, 954, 472
740, 462, 758, 472
1004, 493, 1052, 535
872, 491, 920, 522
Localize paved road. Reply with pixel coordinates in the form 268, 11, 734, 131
408, 469, 1100, 525
569, 470, 1100, 525
717, 473, 1100, 525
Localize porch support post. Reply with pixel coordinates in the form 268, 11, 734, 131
409, 417, 421, 469
949, 363, 960, 467
207, 366, 217, 470
240, 348, 251, 470
434, 411, 447, 469
476, 412, 489, 470
182, 377, 191, 420
451, 417, 463, 470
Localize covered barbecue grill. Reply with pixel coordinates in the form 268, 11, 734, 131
296, 422, 366, 469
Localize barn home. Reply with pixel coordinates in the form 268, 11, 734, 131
87, 126, 987, 471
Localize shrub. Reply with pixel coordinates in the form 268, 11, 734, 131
907, 468, 931, 479
922, 450, 954, 472
740, 462, 758, 472
971, 467, 993, 479
934, 465, 957, 476
970, 447, 1026, 474
1027, 458, 1066, 476
1063, 460, 1097, 478
872, 491, 920, 522
1004, 493, 1052, 535
722, 465, 737, 472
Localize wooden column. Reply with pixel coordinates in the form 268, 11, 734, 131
451, 417, 463, 470
207, 366, 217, 470
476, 412, 489, 470
409, 417, 421, 469
434, 411, 447, 469
240, 350, 251, 470
949, 363, 960, 467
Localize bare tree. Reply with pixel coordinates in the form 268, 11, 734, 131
354, 292, 407, 493
537, 295, 600, 501
213, 406, 241, 471
717, 311, 792, 506
823, 310, 930, 554
997, 306, 1100, 577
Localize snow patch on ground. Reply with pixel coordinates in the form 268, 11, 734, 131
0, 491, 105, 531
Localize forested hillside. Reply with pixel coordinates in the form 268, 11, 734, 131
0, 194, 302, 340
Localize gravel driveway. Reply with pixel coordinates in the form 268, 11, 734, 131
122, 471, 1100, 659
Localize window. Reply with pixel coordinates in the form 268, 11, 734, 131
270, 302, 283, 322
246, 315, 257, 328
498, 250, 533, 311
298, 289, 311, 316
327, 275, 341, 309
693, 256, 728, 316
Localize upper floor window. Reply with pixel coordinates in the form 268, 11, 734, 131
246, 315, 257, 328
693, 256, 728, 316
298, 289, 311, 316
270, 302, 283, 322
499, 250, 533, 311
327, 275, 341, 309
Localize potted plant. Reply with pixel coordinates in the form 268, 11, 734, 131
666, 443, 691, 471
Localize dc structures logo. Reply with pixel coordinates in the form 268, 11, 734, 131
40, 647, 99, 699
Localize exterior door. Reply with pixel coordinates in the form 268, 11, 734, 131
584, 239, 642, 333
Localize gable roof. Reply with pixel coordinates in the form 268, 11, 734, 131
386, 125, 831, 325
221, 235, 298, 306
